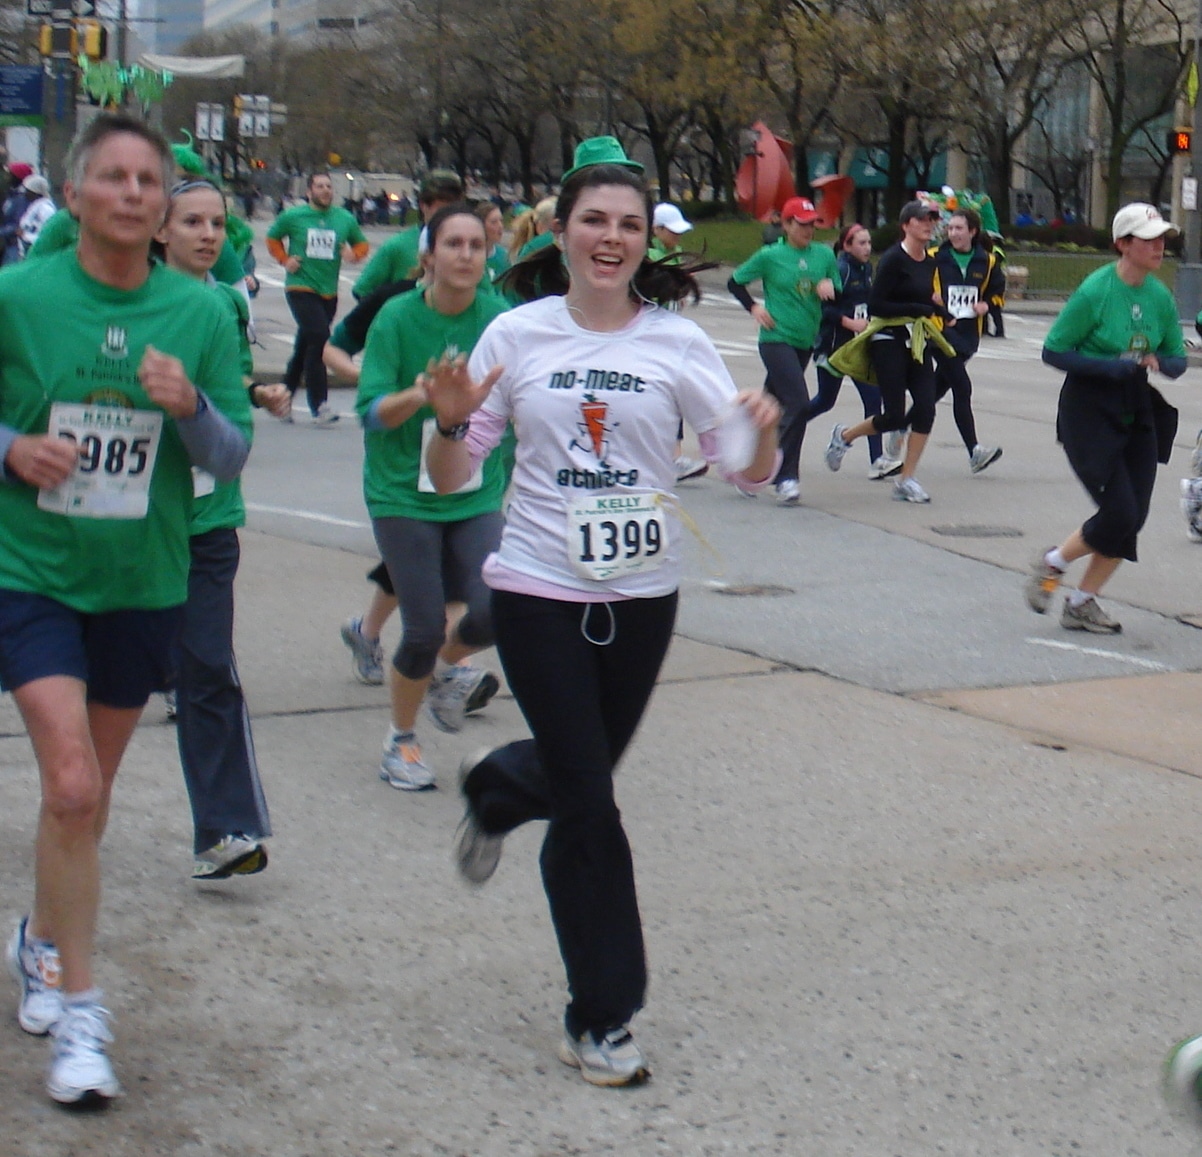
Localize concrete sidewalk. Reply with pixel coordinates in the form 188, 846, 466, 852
4, 530, 1202, 1154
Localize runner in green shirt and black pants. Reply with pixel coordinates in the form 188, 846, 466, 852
266, 172, 368, 424
728, 196, 840, 504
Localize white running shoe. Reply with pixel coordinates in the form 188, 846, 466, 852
884, 429, 907, 461
454, 749, 505, 885
427, 666, 497, 732
868, 456, 903, 480
559, 1025, 650, 1087
1181, 478, 1202, 542
312, 402, 340, 427
1192, 430, 1202, 478
892, 476, 930, 503
340, 616, 385, 685
824, 424, 851, 472
47, 996, 121, 1106
1166, 1034, 1202, 1126
380, 731, 435, 790
774, 478, 800, 505
969, 444, 1003, 474
6, 916, 63, 1035
673, 456, 708, 483
192, 834, 268, 880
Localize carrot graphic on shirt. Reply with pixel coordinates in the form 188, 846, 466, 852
571, 394, 610, 461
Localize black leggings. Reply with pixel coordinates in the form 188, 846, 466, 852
758, 342, 812, 483
1058, 381, 1158, 562
463, 589, 678, 1039
868, 337, 936, 435
933, 353, 978, 453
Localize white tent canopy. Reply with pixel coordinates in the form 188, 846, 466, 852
138, 54, 245, 79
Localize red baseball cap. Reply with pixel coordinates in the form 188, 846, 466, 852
781, 197, 819, 224
8, 162, 33, 182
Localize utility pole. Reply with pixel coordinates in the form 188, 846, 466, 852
1177, 0, 1202, 320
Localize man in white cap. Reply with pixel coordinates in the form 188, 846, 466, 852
650, 202, 693, 262
649, 203, 707, 480
18, 174, 55, 257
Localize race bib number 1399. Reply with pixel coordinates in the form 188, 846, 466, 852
38, 403, 163, 519
567, 490, 667, 582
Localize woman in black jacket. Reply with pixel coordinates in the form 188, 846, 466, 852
808, 224, 899, 479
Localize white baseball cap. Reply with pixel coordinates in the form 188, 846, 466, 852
1111, 202, 1178, 242
653, 203, 693, 234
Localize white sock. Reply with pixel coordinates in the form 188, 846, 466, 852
1045, 548, 1068, 572
64, 987, 104, 1008
432, 657, 452, 680
388, 725, 415, 743
1067, 589, 1093, 608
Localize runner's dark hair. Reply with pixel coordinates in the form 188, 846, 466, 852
425, 201, 486, 250
498, 163, 715, 306
949, 207, 992, 251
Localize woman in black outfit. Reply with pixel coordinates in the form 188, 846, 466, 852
823, 201, 943, 502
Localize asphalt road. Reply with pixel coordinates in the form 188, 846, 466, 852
240, 223, 1202, 699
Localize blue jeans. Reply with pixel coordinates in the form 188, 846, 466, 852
809, 365, 884, 463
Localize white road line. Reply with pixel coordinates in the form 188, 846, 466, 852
1025, 637, 1170, 671
257, 274, 285, 287
246, 502, 369, 530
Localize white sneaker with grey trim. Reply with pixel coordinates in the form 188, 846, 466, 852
47, 996, 121, 1106
558, 1025, 650, 1086
6, 916, 63, 1035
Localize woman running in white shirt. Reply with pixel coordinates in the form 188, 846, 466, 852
423, 136, 780, 1088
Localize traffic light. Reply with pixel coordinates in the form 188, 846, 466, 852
38, 23, 77, 57
1169, 128, 1193, 155
79, 19, 107, 59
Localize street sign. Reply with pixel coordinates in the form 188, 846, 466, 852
0, 65, 45, 128
195, 102, 224, 143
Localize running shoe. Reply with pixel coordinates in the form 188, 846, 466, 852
380, 731, 435, 790
454, 748, 504, 885
162, 689, 177, 722
47, 995, 121, 1107
312, 402, 340, 427
559, 1025, 650, 1087
7, 916, 63, 1035
969, 444, 1003, 474
1024, 551, 1063, 614
892, 477, 930, 503
673, 456, 708, 483
192, 834, 268, 880
341, 616, 385, 685
775, 479, 800, 505
868, 456, 903, 480
427, 666, 497, 732
1181, 478, 1202, 543
1165, 1035, 1202, 1126
1060, 596, 1121, 634
463, 669, 500, 715
824, 424, 851, 472
734, 483, 758, 499
1192, 429, 1202, 478
884, 429, 906, 461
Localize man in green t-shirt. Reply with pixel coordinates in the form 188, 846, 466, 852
352, 170, 462, 300
266, 171, 368, 424
0, 114, 251, 1109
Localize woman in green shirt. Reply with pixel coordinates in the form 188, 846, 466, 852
356, 203, 509, 790
477, 202, 510, 284
154, 179, 290, 881
1026, 203, 1187, 634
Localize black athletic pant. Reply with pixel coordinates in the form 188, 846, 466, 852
934, 353, 978, 454
284, 290, 338, 415
463, 589, 678, 1040
758, 342, 812, 483
868, 337, 936, 435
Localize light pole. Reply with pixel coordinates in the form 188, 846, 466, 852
1177, 0, 1202, 319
